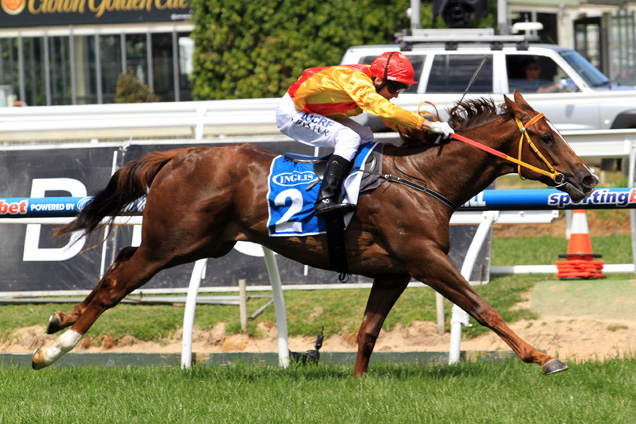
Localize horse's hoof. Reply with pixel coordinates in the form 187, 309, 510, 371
542, 358, 568, 375
47, 313, 62, 334
32, 348, 47, 370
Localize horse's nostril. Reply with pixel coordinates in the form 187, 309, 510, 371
583, 175, 598, 188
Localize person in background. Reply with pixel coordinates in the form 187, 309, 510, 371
276, 51, 454, 217
522, 58, 559, 93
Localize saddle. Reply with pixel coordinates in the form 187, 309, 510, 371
280, 147, 383, 280
282, 149, 382, 194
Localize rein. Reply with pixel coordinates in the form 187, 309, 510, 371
449, 113, 565, 186
371, 111, 565, 211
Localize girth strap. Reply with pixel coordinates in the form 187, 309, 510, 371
324, 214, 350, 281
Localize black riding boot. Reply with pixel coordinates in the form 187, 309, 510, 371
314, 155, 355, 217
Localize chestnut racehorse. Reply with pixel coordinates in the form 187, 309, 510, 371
33, 92, 597, 374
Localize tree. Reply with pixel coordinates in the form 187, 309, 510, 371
189, 0, 418, 100
115, 73, 159, 103
189, 1, 494, 100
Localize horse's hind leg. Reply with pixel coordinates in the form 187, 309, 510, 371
47, 247, 138, 334
354, 276, 410, 377
32, 246, 164, 370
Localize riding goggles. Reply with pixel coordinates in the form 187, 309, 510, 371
386, 81, 409, 94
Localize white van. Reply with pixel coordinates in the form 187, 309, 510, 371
341, 29, 636, 135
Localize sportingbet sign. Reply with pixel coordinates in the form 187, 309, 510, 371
462, 188, 636, 210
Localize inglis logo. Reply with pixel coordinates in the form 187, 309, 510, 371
273, 171, 316, 187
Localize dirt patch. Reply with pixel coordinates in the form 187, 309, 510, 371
3, 280, 635, 363
3, 314, 635, 363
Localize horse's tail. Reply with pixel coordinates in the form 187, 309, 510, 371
55, 149, 186, 242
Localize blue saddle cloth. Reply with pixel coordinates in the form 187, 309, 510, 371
267, 142, 378, 237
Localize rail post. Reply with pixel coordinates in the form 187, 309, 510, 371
262, 246, 290, 367
629, 141, 636, 277
239, 279, 248, 332
449, 211, 498, 365
181, 258, 207, 369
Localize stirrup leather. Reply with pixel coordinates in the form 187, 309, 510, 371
314, 155, 355, 217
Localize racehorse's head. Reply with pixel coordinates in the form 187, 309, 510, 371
503, 91, 598, 201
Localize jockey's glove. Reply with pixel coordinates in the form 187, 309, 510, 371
428, 121, 455, 137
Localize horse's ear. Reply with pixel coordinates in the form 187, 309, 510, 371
503, 94, 515, 110
513, 90, 529, 105
504, 93, 523, 117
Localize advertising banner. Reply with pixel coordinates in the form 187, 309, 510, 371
0, 140, 489, 294
463, 187, 636, 210
0, 144, 115, 292
0, 0, 191, 28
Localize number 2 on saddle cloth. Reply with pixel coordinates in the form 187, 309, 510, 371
266, 142, 382, 277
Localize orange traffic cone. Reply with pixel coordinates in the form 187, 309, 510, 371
555, 209, 604, 279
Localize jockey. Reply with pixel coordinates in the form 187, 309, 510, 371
276, 51, 454, 217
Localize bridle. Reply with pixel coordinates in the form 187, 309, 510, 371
386, 105, 567, 211
449, 112, 566, 187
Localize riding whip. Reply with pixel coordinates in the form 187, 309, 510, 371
436, 56, 489, 145
452, 55, 489, 115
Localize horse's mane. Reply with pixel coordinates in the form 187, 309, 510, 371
398, 97, 512, 146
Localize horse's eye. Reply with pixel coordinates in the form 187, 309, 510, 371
541, 133, 555, 145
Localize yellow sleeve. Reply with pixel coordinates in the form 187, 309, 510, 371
337, 68, 424, 129
380, 117, 398, 130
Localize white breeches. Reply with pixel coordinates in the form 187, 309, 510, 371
275, 93, 374, 161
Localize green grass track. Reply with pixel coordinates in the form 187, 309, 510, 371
1, 359, 635, 423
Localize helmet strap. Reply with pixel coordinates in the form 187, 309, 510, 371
374, 51, 396, 93
373, 78, 386, 93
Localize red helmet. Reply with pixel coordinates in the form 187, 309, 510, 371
369, 51, 417, 85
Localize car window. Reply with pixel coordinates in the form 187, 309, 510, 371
506, 55, 579, 93
358, 54, 425, 94
559, 50, 610, 88
427, 55, 493, 93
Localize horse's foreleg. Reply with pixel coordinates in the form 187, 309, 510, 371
354, 276, 410, 377
47, 247, 139, 334
33, 247, 160, 370
414, 251, 566, 374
